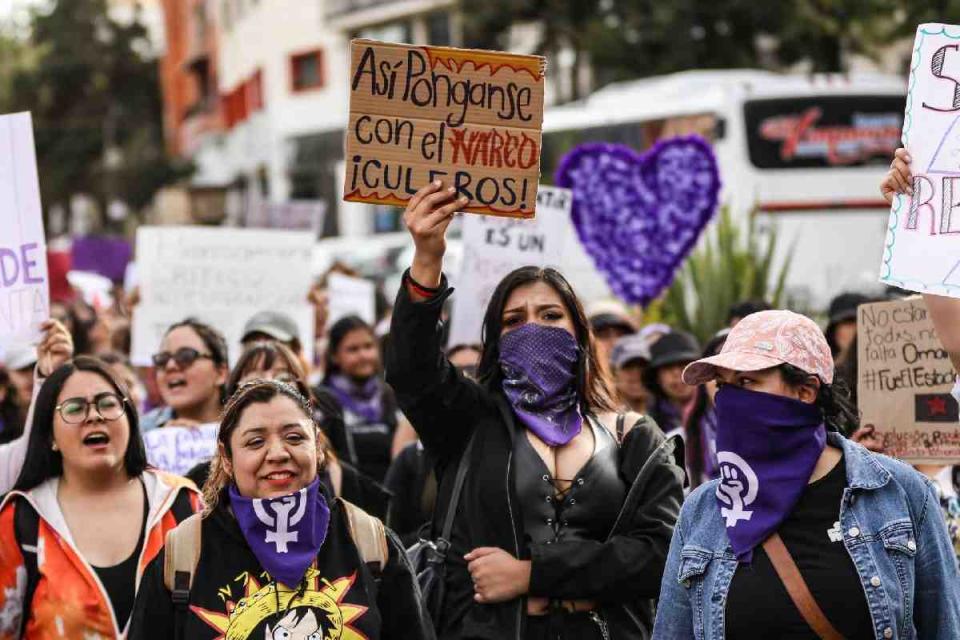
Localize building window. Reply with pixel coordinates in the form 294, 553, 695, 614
290, 50, 324, 92
427, 11, 451, 45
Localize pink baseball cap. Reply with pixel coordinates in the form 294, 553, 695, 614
682, 310, 834, 386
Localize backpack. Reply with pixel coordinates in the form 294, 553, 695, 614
162, 498, 388, 640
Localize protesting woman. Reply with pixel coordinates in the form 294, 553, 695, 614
0, 350, 200, 638
652, 310, 960, 638
139, 319, 228, 475
386, 182, 685, 639
140, 318, 228, 432
191, 340, 391, 518
128, 379, 432, 639
321, 315, 416, 483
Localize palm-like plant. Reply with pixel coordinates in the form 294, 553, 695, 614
655, 206, 793, 344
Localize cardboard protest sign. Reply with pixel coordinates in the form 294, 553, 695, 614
448, 186, 572, 347
326, 272, 376, 328
881, 23, 960, 297
131, 227, 315, 366
344, 39, 546, 218
858, 297, 960, 463
0, 113, 49, 346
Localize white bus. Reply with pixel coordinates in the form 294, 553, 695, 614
541, 69, 905, 309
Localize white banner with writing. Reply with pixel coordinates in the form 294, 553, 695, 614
0, 112, 48, 346
131, 226, 315, 365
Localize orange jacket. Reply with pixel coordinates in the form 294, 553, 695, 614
0, 470, 200, 639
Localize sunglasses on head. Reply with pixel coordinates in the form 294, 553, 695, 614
152, 347, 214, 369
56, 392, 127, 424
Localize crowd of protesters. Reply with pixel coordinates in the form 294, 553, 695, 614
0, 149, 957, 639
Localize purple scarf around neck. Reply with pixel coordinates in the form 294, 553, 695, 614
499, 323, 583, 447
327, 373, 383, 423
714, 385, 827, 562
229, 477, 331, 587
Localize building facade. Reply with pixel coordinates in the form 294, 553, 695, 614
156, 0, 459, 235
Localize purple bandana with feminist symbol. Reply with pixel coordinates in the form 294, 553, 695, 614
327, 373, 383, 423
714, 385, 827, 562
499, 323, 583, 447
229, 477, 331, 587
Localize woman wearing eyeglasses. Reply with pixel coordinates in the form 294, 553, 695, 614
138, 319, 229, 476
0, 355, 201, 638
140, 318, 229, 433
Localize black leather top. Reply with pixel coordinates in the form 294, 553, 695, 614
515, 417, 628, 546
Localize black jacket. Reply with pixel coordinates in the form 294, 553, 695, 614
385, 279, 685, 640
128, 490, 434, 640
384, 441, 436, 546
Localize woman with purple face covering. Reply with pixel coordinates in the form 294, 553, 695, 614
652, 311, 960, 639
386, 182, 685, 640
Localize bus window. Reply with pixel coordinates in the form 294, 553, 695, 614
743, 96, 904, 169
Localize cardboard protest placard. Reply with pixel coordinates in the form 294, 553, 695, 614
131, 227, 315, 366
344, 39, 546, 218
326, 272, 376, 328
881, 23, 960, 297
858, 297, 960, 463
448, 186, 572, 346
0, 113, 49, 346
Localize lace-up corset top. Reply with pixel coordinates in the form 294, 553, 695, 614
515, 416, 627, 546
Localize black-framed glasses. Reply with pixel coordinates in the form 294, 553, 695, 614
56, 392, 127, 424
152, 347, 214, 369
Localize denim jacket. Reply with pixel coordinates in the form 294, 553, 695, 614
652, 434, 960, 639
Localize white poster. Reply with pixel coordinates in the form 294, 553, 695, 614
881, 23, 960, 296
142, 423, 218, 476
326, 272, 376, 328
131, 226, 315, 366
0, 112, 49, 346
448, 186, 572, 347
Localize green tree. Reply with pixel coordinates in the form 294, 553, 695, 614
5, 0, 188, 229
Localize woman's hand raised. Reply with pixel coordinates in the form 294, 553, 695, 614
880, 147, 912, 204
37, 319, 73, 377
403, 181, 467, 292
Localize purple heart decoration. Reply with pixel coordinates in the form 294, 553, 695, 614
555, 135, 721, 305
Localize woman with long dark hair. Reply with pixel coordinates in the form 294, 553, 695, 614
320, 315, 416, 483
128, 380, 432, 639
653, 310, 960, 638
386, 182, 685, 639
0, 354, 199, 638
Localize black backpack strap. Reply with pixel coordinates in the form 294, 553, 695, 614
13, 499, 40, 638
439, 433, 475, 544
169, 488, 197, 523
616, 413, 626, 444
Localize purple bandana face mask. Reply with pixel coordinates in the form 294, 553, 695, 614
328, 373, 383, 423
714, 384, 826, 562
229, 477, 330, 587
499, 323, 583, 447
